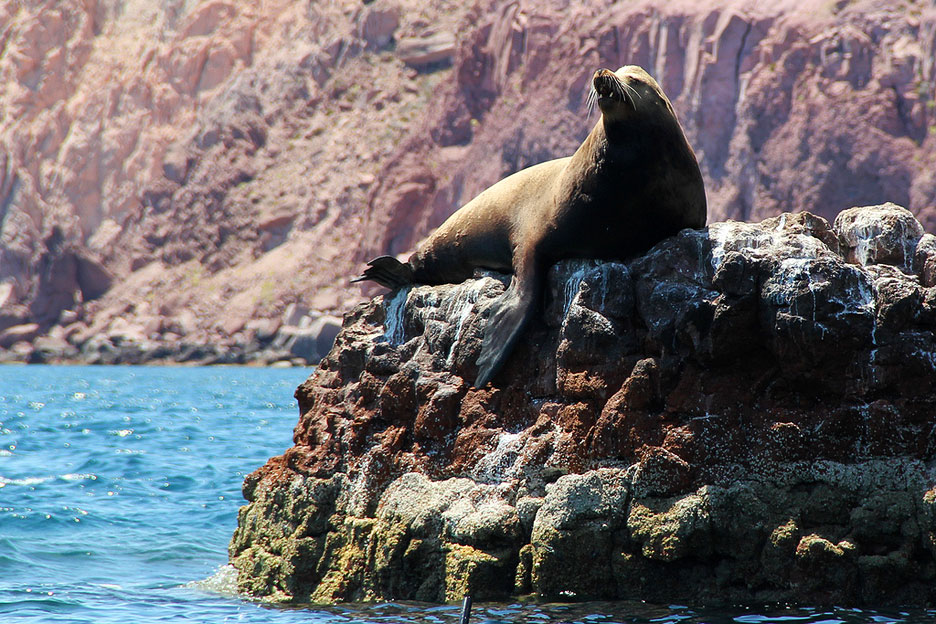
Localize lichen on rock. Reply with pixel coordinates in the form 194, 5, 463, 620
230, 204, 936, 607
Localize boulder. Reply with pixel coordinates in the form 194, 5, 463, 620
229, 205, 936, 606
0, 323, 41, 349
276, 314, 343, 363
396, 33, 456, 67
359, 5, 399, 50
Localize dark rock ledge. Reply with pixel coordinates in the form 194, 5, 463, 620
229, 203, 936, 607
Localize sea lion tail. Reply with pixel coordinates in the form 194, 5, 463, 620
352, 256, 415, 289
474, 284, 537, 388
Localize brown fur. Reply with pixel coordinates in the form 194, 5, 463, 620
356, 66, 706, 387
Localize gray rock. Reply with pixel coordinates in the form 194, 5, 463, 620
359, 5, 399, 50
396, 33, 456, 67
834, 202, 924, 272
278, 314, 342, 363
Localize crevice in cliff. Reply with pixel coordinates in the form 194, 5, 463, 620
734, 19, 753, 92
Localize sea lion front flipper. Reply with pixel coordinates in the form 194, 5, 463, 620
475, 283, 534, 388
474, 255, 544, 388
352, 256, 415, 289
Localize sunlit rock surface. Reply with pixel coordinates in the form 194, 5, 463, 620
230, 204, 936, 606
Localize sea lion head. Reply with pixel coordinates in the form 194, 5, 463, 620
590, 65, 672, 124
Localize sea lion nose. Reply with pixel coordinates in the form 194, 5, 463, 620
593, 68, 613, 83
593, 69, 614, 96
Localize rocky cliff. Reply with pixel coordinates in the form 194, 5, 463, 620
229, 204, 936, 606
2, 0, 936, 362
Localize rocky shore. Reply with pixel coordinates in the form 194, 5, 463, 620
228, 203, 936, 607
0, 303, 341, 366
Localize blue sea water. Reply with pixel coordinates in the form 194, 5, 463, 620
0, 365, 932, 624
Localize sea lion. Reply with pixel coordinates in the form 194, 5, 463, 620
355, 65, 706, 387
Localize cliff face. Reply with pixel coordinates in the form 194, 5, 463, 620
229, 204, 936, 606
0, 0, 477, 358
2, 0, 936, 361
363, 0, 936, 260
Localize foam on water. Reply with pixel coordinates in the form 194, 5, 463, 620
185, 564, 241, 597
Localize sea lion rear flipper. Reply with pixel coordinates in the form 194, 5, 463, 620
474, 271, 540, 388
352, 256, 415, 289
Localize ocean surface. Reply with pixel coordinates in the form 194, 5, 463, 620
1, 365, 933, 624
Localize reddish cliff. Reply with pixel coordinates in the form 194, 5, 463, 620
2, 0, 935, 359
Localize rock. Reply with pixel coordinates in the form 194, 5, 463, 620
63, 322, 88, 344
530, 469, 630, 599
80, 334, 117, 364
8, 341, 34, 359
278, 314, 343, 363
915, 233, 936, 287
359, 5, 399, 50
230, 205, 936, 607
245, 317, 281, 343
0, 281, 16, 309
57, 309, 80, 326
834, 202, 924, 272
396, 33, 456, 67
75, 253, 113, 300
631, 447, 693, 497
106, 318, 148, 344
0, 323, 40, 349
280, 302, 309, 328
164, 309, 198, 337
30, 334, 78, 363
310, 315, 342, 356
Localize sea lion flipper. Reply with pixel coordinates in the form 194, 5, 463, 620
475, 290, 533, 387
352, 256, 414, 289
474, 266, 541, 387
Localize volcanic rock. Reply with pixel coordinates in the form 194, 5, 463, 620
229, 204, 936, 607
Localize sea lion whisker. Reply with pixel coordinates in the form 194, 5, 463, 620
586, 87, 598, 116
622, 82, 642, 102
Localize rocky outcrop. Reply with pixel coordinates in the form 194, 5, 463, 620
229, 204, 936, 606
3, 0, 936, 363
